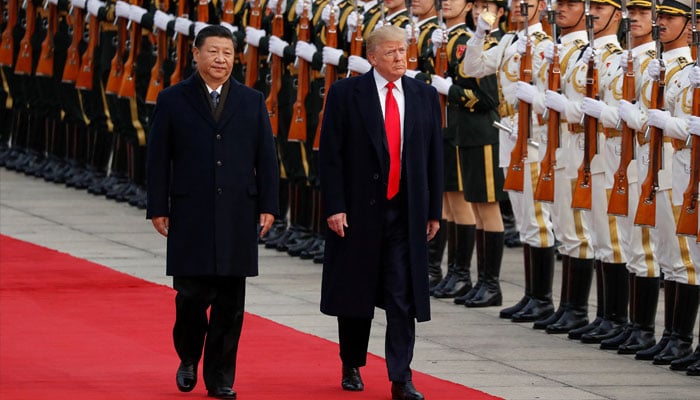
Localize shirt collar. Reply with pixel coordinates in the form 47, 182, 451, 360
373, 69, 403, 94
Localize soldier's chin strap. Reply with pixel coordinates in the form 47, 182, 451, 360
594, 9, 617, 34
662, 17, 690, 44
559, 7, 586, 30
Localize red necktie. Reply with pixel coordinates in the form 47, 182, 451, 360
385, 82, 401, 199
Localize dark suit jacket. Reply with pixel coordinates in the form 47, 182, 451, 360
147, 74, 279, 277
319, 71, 443, 322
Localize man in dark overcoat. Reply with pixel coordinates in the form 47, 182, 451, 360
146, 25, 279, 400
318, 25, 443, 400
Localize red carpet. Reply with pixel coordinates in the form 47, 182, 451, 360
0, 235, 500, 399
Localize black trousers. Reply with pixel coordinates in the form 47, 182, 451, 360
338, 196, 416, 383
173, 276, 246, 390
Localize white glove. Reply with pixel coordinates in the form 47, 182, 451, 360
348, 55, 371, 74
268, 35, 289, 57
690, 65, 700, 87
618, 99, 644, 131
194, 21, 209, 37
516, 32, 527, 55
431, 28, 444, 56
515, 81, 536, 104
373, 20, 385, 32
647, 109, 670, 130
245, 27, 266, 47
114, 0, 130, 19
581, 46, 596, 67
220, 21, 238, 34
404, 24, 419, 41
87, 0, 105, 16
431, 75, 452, 95
72, 0, 87, 9
620, 50, 632, 73
405, 69, 419, 78
647, 59, 661, 81
296, 0, 310, 16
474, 13, 491, 39
267, 0, 287, 13
174, 17, 193, 36
268, 36, 289, 57
544, 89, 568, 113
581, 97, 605, 119
688, 115, 700, 136
322, 4, 340, 25
323, 46, 343, 66
543, 42, 557, 64
128, 5, 148, 24
295, 41, 317, 62
346, 11, 359, 42
153, 10, 174, 31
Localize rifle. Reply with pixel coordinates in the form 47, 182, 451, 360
502, 0, 531, 192
146, 0, 171, 104
0, 0, 17, 66
314, 3, 337, 150
244, 0, 261, 87
265, 0, 284, 137
634, 0, 663, 227
608, 0, 636, 216
75, 11, 98, 89
288, 0, 310, 142
534, 0, 559, 202
198, 0, 208, 22
571, 0, 598, 209
434, 3, 447, 126
106, 11, 128, 94
36, 0, 59, 77
348, 0, 363, 77
15, 0, 37, 75
118, 0, 142, 98
169, 0, 188, 85
676, 0, 699, 236
62, 4, 84, 82
406, 9, 418, 70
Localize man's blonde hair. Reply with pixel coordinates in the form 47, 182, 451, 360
366, 25, 407, 55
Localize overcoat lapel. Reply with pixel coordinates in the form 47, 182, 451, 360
402, 76, 418, 147
355, 72, 387, 171
182, 76, 217, 128
217, 79, 244, 128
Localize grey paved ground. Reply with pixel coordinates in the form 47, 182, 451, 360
1, 168, 698, 400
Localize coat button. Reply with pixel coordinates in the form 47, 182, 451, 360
369, 199, 376, 206
216, 160, 223, 167
372, 173, 379, 180
216, 134, 222, 140
217, 188, 223, 194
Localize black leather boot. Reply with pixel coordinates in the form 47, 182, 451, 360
465, 231, 503, 308
455, 229, 484, 304
433, 224, 474, 298
601, 271, 635, 350
511, 246, 555, 322
432, 222, 456, 296
565, 259, 601, 339
427, 219, 448, 290
547, 257, 593, 334
534, 255, 569, 329
619, 276, 659, 354
671, 308, 700, 371
500, 244, 531, 319
653, 283, 699, 365
581, 263, 629, 344
636, 280, 676, 360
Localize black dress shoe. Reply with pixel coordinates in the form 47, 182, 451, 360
341, 367, 364, 391
391, 380, 424, 400
207, 387, 237, 399
176, 362, 197, 392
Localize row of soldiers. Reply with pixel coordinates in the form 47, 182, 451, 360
0, 0, 698, 375
463, 0, 700, 375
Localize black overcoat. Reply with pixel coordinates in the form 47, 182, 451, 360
318, 71, 443, 322
146, 75, 279, 277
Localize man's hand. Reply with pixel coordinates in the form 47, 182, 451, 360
327, 212, 348, 237
259, 213, 275, 238
426, 220, 440, 241
151, 216, 169, 237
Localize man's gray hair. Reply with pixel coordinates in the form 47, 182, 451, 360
366, 25, 407, 55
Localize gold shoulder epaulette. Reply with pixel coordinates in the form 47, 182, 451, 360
573, 39, 586, 50
604, 42, 623, 55
646, 49, 656, 59
678, 56, 691, 69
532, 31, 550, 45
